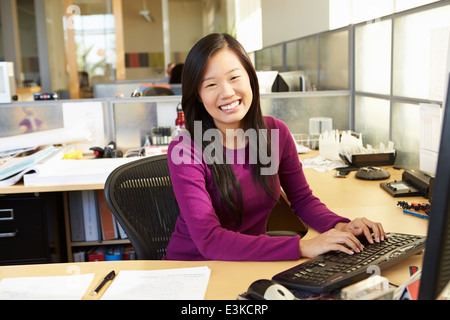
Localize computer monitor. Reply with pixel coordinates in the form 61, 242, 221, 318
418, 75, 450, 300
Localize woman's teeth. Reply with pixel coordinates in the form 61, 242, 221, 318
220, 100, 240, 111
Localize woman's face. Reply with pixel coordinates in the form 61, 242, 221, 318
198, 48, 253, 133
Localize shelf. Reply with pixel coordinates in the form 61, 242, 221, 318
260, 90, 350, 99
70, 239, 130, 247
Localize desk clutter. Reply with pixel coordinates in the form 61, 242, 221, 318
0, 266, 211, 300
380, 169, 434, 199
0, 146, 63, 187
0, 103, 178, 187
319, 129, 396, 165
0, 145, 146, 187
241, 259, 450, 301
236, 232, 434, 301
240, 273, 441, 301
73, 244, 136, 262
68, 189, 138, 262
299, 128, 397, 177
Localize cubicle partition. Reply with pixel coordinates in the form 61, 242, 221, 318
109, 97, 180, 152
261, 91, 350, 136
0, 86, 430, 170
0, 92, 349, 156
254, 2, 450, 170
93, 80, 183, 98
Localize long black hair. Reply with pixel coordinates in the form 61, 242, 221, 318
181, 33, 276, 227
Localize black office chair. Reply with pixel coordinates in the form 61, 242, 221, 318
104, 154, 304, 260
104, 154, 179, 260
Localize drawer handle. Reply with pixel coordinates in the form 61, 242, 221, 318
0, 230, 18, 238
0, 209, 14, 221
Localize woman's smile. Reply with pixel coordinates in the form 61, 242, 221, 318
219, 99, 241, 112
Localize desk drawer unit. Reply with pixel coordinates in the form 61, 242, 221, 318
0, 194, 51, 265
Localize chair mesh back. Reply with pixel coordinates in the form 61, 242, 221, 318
104, 154, 179, 260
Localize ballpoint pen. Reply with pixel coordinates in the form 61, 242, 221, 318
92, 270, 116, 296
403, 210, 430, 220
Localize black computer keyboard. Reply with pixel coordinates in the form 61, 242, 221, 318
272, 232, 426, 293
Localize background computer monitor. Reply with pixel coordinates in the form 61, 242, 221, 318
418, 74, 450, 300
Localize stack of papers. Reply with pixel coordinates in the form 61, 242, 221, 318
102, 267, 211, 300
22, 157, 141, 187
0, 267, 211, 300
0, 274, 95, 300
0, 146, 63, 187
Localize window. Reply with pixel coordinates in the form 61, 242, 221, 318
354, 3, 450, 169
355, 19, 392, 95
393, 5, 450, 101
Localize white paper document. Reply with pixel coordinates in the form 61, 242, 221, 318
22, 157, 140, 186
101, 267, 211, 300
419, 103, 442, 174
63, 102, 105, 153
0, 127, 91, 154
0, 273, 95, 300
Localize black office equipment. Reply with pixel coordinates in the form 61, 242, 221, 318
246, 279, 296, 300
380, 180, 422, 197
355, 166, 390, 180
272, 232, 426, 293
418, 77, 450, 300
380, 170, 434, 198
339, 152, 396, 168
272, 71, 306, 92
104, 154, 180, 260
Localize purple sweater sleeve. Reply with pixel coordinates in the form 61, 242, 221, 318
272, 118, 351, 232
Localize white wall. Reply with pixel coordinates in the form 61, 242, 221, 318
261, 0, 330, 47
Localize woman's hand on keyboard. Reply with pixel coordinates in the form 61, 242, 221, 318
299, 229, 364, 259
335, 218, 387, 244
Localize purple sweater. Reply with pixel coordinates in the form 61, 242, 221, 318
165, 117, 349, 261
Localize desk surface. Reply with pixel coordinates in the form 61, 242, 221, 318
0, 182, 104, 194
0, 155, 430, 300
0, 254, 424, 300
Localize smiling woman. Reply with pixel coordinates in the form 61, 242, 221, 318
198, 48, 253, 140
164, 33, 386, 262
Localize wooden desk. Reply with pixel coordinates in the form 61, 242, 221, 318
0, 254, 424, 300
302, 164, 428, 235
0, 182, 103, 194
0, 157, 430, 300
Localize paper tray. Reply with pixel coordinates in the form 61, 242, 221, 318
339, 152, 396, 167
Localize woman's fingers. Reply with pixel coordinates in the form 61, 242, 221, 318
299, 229, 364, 258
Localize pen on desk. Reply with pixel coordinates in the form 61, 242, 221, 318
92, 270, 116, 296
403, 210, 430, 220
